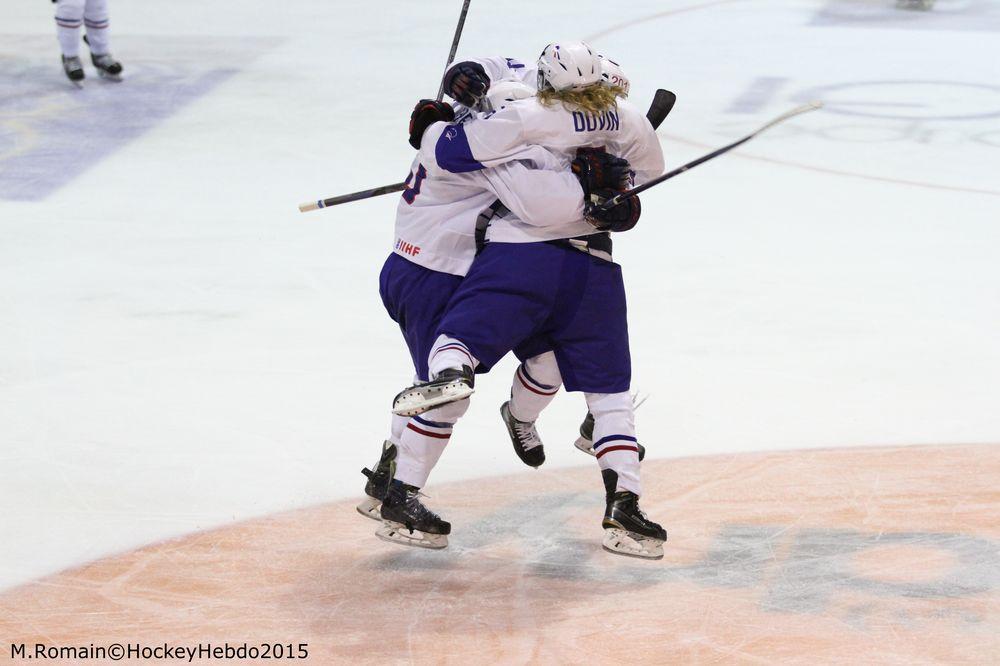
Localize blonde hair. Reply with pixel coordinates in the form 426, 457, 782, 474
536, 84, 625, 115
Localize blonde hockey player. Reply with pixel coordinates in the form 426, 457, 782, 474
439, 52, 647, 465
388, 41, 668, 559
358, 81, 596, 528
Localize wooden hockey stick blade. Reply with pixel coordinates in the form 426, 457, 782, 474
298, 182, 407, 212
646, 89, 676, 130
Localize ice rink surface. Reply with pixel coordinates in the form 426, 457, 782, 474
2, 0, 999, 660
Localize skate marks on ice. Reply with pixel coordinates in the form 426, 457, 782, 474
374, 504, 1000, 600
1, 444, 999, 663
0, 36, 278, 201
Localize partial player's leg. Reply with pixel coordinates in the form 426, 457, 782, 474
377, 399, 469, 549
84, 0, 122, 80
575, 394, 647, 461
392, 335, 477, 416
502, 351, 561, 468
391, 242, 564, 416
547, 251, 666, 558
383, 243, 564, 546
355, 413, 407, 520
584, 391, 665, 559
55, 0, 86, 83
365, 254, 463, 520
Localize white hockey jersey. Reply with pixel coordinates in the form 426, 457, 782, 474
425, 96, 664, 244
391, 122, 584, 277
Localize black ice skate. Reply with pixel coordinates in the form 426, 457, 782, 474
574, 411, 646, 461
377, 479, 451, 549
356, 440, 396, 520
91, 52, 123, 81
500, 401, 545, 468
62, 55, 84, 87
392, 365, 474, 416
601, 470, 666, 560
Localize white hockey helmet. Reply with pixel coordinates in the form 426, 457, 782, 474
598, 54, 630, 98
536, 41, 602, 92
478, 80, 535, 113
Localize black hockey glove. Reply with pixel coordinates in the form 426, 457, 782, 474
408, 99, 455, 149
442, 61, 490, 108
584, 190, 641, 233
571, 147, 632, 198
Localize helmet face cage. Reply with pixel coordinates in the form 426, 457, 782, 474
536, 67, 552, 93
536, 44, 556, 92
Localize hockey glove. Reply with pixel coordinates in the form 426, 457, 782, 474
584, 190, 641, 233
571, 148, 632, 198
409, 99, 456, 149
442, 61, 490, 108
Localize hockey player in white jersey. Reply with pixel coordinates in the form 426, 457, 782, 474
359, 81, 624, 527
53, 0, 123, 84
362, 55, 641, 518
388, 42, 668, 559
438, 52, 647, 463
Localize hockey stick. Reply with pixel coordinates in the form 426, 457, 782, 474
299, 0, 473, 213
646, 89, 676, 129
603, 101, 823, 209
436, 0, 473, 102
299, 87, 675, 212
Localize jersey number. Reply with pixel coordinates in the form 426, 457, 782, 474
402, 164, 427, 205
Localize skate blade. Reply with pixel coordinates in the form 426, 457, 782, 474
97, 71, 123, 82
574, 436, 596, 457
376, 520, 448, 550
602, 528, 664, 560
355, 497, 382, 521
392, 383, 473, 416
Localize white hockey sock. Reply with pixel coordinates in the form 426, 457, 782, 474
84, 19, 111, 55
585, 391, 642, 496
427, 334, 478, 379
508, 352, 561, 422
83, 0, 111, 54
393, 407, 463, 488
55, 0, 85, 57
386, 413, 408, 447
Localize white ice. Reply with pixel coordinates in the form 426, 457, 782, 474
1, 0, 998, 590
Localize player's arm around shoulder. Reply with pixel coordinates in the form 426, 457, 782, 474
432, 103, 529, 174
482, 160, 585, 228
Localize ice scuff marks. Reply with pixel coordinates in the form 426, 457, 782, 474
370, 491, 1000, 622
